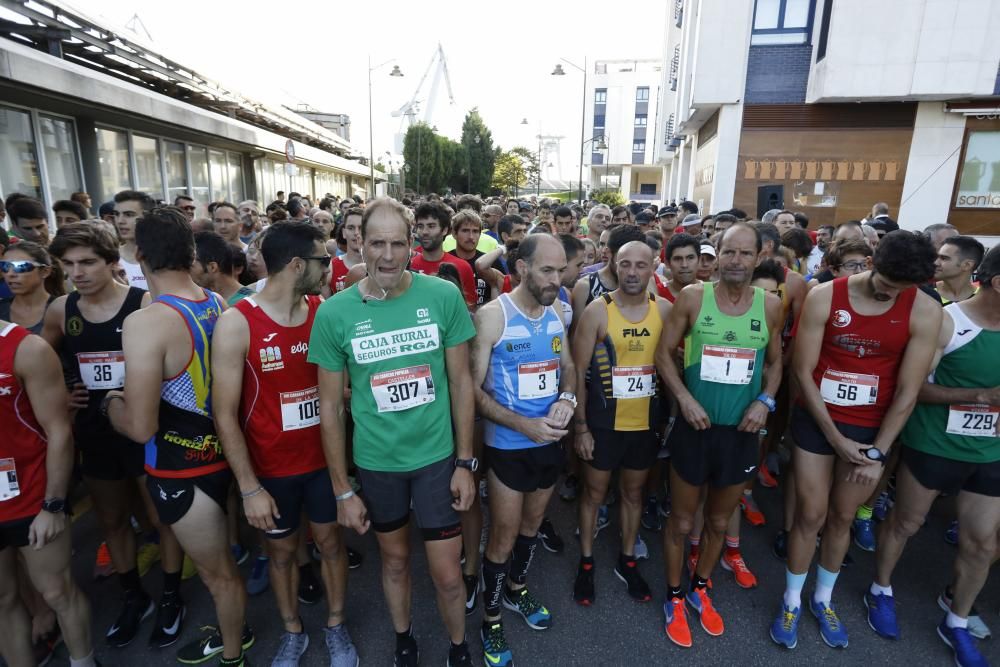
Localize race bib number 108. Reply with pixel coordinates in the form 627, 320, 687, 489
280, 387, 320, 431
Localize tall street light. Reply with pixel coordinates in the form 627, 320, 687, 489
582, 134, 608, 192
368, 57, 403, 200
551, 57, 586, 205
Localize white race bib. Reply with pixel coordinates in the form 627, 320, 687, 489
371, 365, 435, 413
700, 346, 755, 385
946, 404, 999, 438
279, 387, 320, 431
77, 351, 126, 390
518, 360, 559, 400
0, 458, 19, 502
612, 365, 655, 399
820, 370, 879, 407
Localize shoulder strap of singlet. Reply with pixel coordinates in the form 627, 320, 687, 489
124, 286, 145, 311
0, 322, 19, 337
66, 290, 82, 318
943, 302, 981, 356
601, 293, 613, 304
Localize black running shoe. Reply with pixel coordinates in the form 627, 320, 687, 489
298, 564, 322, 605
149, 592, 185, 648
176, 624, 255, 665
614, 557, 652, 602
464, 574, 479, 616
393, 634, 419, 667
574, 559, 595, 606
347, 547, 363, 570
538, 518, 564, 554
772, 529, 788, 561
447, 641, 473, 667
106, 590, 154, 648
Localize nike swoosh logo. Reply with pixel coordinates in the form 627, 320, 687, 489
115, 327, 123, 333
202, 638, 223, 656
106, 623, 121, 637
162, 608, 182, 635
485, 654, 502, 665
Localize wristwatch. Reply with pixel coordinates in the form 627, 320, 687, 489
558, 392, 578, 409
99, 392, 122, 419
455, 457, 480, 472
755, 393, 777, 413
41, 498, 66, 514
864, 448, 887, 464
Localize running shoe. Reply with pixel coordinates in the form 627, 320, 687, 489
298, 564, 322, 605
769, 603, 801, 649
634, 533, 649, 560
324, 624, 358, 667
939, 588, 992, 640
658, 495, 671, 518
176, 624, 255, 664
945, 520, 959, 546
149, 592, 185, 648
873, 490, 893, 522
230, 544, 249, 566
246, 556, 269, 596
739, 495, 765, 526
480, 621, 512, 667
393, 633, 419, 667
641, 496, 662, 531
664, 595, 692, 647
446, 641, 472, 667
758, 465, 778, 488
852, 517, 876, 552
136, 539, 161, 577
809, 598, 848, 648
938, 619, 988, 667
604, 487, 617, 506
182, 555, 198, 581
93, 541, 115, 580
721, 550, 757, 589
347, 547, 363, 570
685, 587, 724, 636
106, 590, 153, 647
463, 574, 479, 616
32, 628, 61, 666
559, 474, 578, 501
614, 558, 652, 602
502, 586, 551, 630
574, 505, 610, 538
271, 631, 308, 667
573, 559, 595, 606
537, 518, 564, 554
864, 590, 898, 639
772, 529, 788, 561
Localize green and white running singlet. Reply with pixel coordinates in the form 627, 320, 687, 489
308, 273, 475, 472
683, 282, 769, 426
902, 302, 1000, 463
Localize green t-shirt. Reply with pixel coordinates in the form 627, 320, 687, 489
227, 285, 256, 306
308, 272, 476, 472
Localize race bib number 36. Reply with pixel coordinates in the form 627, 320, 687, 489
612, 365, 655, 399
279, 387, 320, 431
371, 365, 435, 413
946, 404, 999, 438
820, 370, 879, 407
518, 360, 558, 400
77, 351, 125, 390
700, 346, 755, 385
0, 458, 19, 502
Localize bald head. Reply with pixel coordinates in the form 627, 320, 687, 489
616, 240, 655, 296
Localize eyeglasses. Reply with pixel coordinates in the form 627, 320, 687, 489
0, 260, 48, 274
838, 261, 867, 272
301, 255, 332, 267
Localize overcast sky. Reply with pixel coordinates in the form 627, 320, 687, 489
68, 0, 665, 179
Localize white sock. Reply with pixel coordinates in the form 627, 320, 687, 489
813, 583, 833, 605
946, 611, 968, 629
870, 582, 893, 597
784, 588, 801, 610
70, 652, 96, 667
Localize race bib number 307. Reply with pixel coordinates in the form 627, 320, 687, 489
820, 370, 879, 407
371, 365, 436, 413
77, 351, 125, 390
700, 346, 755, 385
946, 404, 999, 438
279, 387, 320, 431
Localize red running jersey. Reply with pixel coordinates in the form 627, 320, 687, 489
234, 296, 327, 478
654, 275, 676, 303
329, 256, 357, 294
410, 253, 477, 307
811, 277, 916, 427
0, 324, 47, 523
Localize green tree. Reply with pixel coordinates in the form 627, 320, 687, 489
461, 108, 495, 195
509, 146, 540, 193
402, 123, 438, 195
592, 189, 626, 207
491, 149, 527, 196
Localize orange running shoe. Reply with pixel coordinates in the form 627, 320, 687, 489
758, 465, 778, 488
93, 541, 115, 580
721, 550, 758, 589
740, 495, 766, 526
663, 596, 692, 648
685, 587, 724, 636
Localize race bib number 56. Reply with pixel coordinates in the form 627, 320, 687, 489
820, 370, 879, 407
371, 365, 436, 413
946, 404, 999, 437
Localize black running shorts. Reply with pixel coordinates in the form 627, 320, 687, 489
668, 418, 758, 488
356, 456, 461, 541
902, 446, 1000, 498
146, 469, 232, 526
259, 467, 338, 539
588, 429, 658, 472
487, 442, 562, 493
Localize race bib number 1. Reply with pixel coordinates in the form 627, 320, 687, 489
820, 370, 879, 407
371, 365, 436, 413
0, 458, 19, 502
518, 360, 559, 400
279, 387, 320, 431
700, 346, 755, 385
946, 404, 999, 438
612, 365, 655, 399
77, 351, 126, 390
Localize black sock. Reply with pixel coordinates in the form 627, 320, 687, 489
668, 585, 683, 599
119, 567, 142, 595
619, 552, 635, 566
162, 570, 181, 597
395, 626, 413, 650
580, 555, 595, 566
508, 533, 538, 586
692, 576, 709, 590
449, 640, 468, 658
481, 557, 509, 618
218, 652, 243, 666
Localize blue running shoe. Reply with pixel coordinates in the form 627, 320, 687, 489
938, 620, 988, 667
864, 591, 899, 639
502, 587, 551, 630
945, 520, 959, 546
873, 490, 893, 522
246, 556, 269, 596
853, 518, 876, 552
809, 598, 849, 648
769, 603, 801, 649
634, 533, 649, 561
481, 621, 513, 667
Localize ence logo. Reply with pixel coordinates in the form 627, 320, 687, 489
67, 316, 84, 336
505, 342, 531, 353
551, 336, 562, 353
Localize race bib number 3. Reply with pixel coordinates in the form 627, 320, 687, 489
77, 351, 125, 390
700, 346, 755, 385
946, 404, 999, 438
518, 360, 559, 400
0, 458, 19, 502
371, 365, 435, 413
612, 365, 655, 399
279, 387, 320, 431
820, 370, 879, 407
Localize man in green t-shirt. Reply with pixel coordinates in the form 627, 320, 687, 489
309, 197, 477, 667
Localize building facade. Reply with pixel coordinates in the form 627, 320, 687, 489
657, 0, 1000, 237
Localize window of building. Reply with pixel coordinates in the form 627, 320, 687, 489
133, 134, 163, 201
593, 114, 606, 128
209, 150, 228, 202
38, 115, 82, 203
0, 106, 41, 201
632, 140, 646, 152
636, 87, 650, 102
189, 146, 210, 206
640, 183, 657, 195
164, 141, 188, 203
228, 152, 244, 203
96, 127, 132, 197
752, 0, 813, 45
595, 89, 607, 104
955, 130, 1000, 209
634, 115, 648, 127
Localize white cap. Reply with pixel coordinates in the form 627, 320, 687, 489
700, 244, 717, 257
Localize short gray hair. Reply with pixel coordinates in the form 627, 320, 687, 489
761, 209, 783, 225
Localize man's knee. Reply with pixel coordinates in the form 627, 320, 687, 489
704, 513, 730, 536
668, 512, 694, 539
312, 527, 342, 562
885, 509, 923, 541
794, 501, 828, 534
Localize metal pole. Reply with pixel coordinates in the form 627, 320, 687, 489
417, 128, 422, 194
605, 135, 610, 193
368, 55, 374, 200
578, 56, 586, 205
536, 133, 541, 196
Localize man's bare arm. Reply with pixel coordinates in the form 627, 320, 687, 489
210, 310, 257, 493
106, 308, 168, 443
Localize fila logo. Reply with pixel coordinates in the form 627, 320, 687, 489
622, 327, 651, 337
263, 333, 278, 342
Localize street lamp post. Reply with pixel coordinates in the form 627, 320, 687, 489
552, 57, 587, 204
368, 56, 403, 200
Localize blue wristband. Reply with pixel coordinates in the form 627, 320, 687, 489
756, 393, 777, 413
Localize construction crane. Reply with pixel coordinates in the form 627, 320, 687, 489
392, 43, 455, 152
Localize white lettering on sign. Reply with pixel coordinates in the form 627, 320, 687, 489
77, 351, 126, 390
518, 359, 559, 400
820, 369, 879, 407
279, 386, 320, 431
351, 325, 440, 364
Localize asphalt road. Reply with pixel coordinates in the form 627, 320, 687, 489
36, 472, 1000, 666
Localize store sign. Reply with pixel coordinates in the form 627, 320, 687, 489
284, 139, 295, 163
955, 130, 1000, 209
